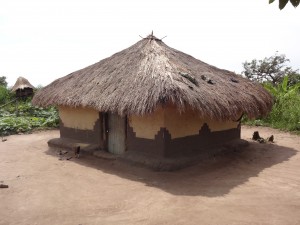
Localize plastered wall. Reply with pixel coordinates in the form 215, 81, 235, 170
59, 106, 100, 130
129, 105, 239, 139
129, 107, 165, 139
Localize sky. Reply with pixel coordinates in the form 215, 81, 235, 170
1, 0, 299, 87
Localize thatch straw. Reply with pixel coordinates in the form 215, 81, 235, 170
32, 34, 273, 120
11, 76, 35, 92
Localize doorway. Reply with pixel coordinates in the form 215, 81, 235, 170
107, 113, 126, 154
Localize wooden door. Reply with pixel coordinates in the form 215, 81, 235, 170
108, 113, 126, 154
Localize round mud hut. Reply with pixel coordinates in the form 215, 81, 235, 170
32, 34, 273, 170
12, 76, 35, 98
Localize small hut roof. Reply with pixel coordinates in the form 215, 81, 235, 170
11, 76, 35, 92
32, 34, 273, 120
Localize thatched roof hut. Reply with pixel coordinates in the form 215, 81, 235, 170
12, 76, 35, 97
32, 34, 273, 170
32, 35, 272, 120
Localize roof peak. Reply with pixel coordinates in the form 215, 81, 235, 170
143, 31, 165, 42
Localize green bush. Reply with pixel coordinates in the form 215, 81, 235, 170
0, 100, 59, 136
243, 76, 300, 133
265, 94, 300, 131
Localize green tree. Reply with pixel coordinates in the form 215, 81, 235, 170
287, 72, 300, 86
0, 76, 7, 87
0, 86, 9, 104
242, 53, 299, 86
270, 0, 300, 9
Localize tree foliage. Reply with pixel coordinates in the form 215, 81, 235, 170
0, 76, 7, 87
269, 0, 300, 9
0, 86, 10, 104
242, 53, 299, 86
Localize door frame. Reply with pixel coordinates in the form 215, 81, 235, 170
102, 112, 127, 153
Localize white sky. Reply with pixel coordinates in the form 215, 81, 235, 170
1, 0, 299, 87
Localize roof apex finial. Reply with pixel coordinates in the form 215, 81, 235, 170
145, 31, 161, 41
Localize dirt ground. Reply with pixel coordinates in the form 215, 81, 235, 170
1, 126, 300, 225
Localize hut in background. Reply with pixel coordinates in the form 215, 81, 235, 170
32, 34, 273, 170
12, 76, 35, 98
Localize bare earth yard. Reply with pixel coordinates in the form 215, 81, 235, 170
1, 126, 300, 225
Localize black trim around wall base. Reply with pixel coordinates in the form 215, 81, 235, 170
127, 123, 241, 159
59, 119, 103, 147
127, 126, 170, 157
166, 123, 241, 158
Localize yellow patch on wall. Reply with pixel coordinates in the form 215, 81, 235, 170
129, 107, 165, 139
207, 120, 239, 132
129, 105, 239, 139
164, 106, 205, 139
59, 106, 99, 130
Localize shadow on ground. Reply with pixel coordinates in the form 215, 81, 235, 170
45, 140, 297, 197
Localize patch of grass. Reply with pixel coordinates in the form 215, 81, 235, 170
0, 100, 59, 136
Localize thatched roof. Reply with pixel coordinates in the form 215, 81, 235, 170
32, 34, 273, 120
11, 76, 35, 92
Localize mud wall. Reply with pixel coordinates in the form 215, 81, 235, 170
127, 105, 240, 158
129, 105, 239, 139
58, 106, 102, 145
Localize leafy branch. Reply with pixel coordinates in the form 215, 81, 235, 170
269, 0, 300, 9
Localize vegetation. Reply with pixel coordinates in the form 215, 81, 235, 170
242, 57, 300, 133
242, 53, 299, 86
269, 0, 300, 9
0, 85, 10, 104
0, 99, 59, 136
0, 76, 8, 87
0, 77, 59, 136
